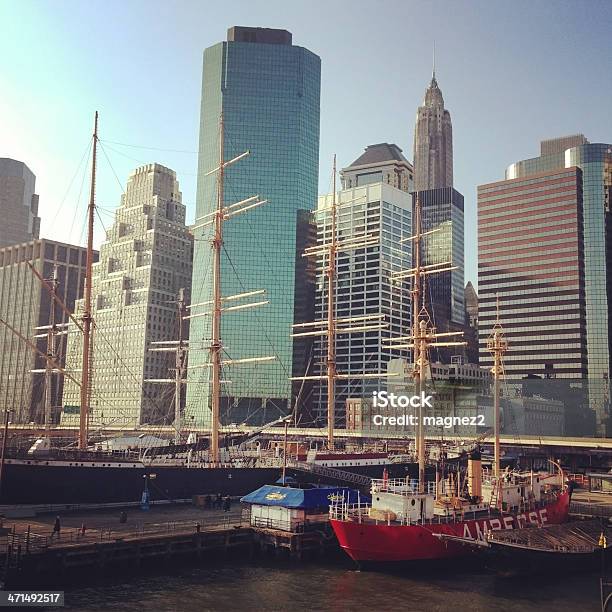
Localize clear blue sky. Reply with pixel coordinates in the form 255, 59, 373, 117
1, 0, 611, 287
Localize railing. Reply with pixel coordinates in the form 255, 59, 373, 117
0, 510, 250, 555
371, 478, 437, 496
287, 461, 371, 486
329, 501, 370, 523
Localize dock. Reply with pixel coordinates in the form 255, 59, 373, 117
0, 502, 340, 587
0, 503, 252, 587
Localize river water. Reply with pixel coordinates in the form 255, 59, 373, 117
62, 558, 601, 611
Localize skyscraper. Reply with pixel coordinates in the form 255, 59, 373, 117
341, 143, 413, 192
312, 170, 412, 427
0, 158, 40, 248
412, 69, 463, 358
478, 135, 612, 435
0, 239, 90, 423
62, 164, 192, 428
415, 187, 465, 333
413, 72, 453, 192
187, 27, 321, 426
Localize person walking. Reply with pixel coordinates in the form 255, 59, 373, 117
52, 516, 61, 539
223, 495, 231, 513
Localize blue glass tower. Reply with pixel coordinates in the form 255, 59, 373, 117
187, 27, 321, 426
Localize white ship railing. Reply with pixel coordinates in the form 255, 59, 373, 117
371, 478, 437, 496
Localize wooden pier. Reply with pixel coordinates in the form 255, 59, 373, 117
0, 503, 341, 587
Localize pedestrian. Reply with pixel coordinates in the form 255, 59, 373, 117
205, 494, 212, 509
196, 522, 201, 533
223, 495, 231, 513
215, 493, 222, 510
119, 511, 127, 524
80, 523, 86, 537
52, 515, 61, 539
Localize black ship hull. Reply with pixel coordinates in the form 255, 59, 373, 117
0, 459, 416, 505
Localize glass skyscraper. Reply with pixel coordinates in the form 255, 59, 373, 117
415, 187, 465, 331
187, 27, 321, 426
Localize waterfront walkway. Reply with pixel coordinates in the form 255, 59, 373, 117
0, 504, 246, 552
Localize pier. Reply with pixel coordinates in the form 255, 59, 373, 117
0, 504, 252, 587
0, 501, 341, 587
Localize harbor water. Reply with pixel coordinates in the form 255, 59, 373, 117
61, 558, 601, 611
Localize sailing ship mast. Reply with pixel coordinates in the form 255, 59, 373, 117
385, 195, 465, 492
325, 156, 338, 449
487, 294, 508, 480
291, 157, 391, 450
188, 113, 272, 463
43, 267, 59, 434
79, 111, 98, 450
147, 288, 189, 444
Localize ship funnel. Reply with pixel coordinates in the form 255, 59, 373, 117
467, 447, 482, 499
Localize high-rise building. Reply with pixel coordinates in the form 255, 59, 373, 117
0, 239, 90, 423
312, 181, 412, 427
478, 135, 612, 435
341, 143, 413, 192
413, 72, 453, 192
62, 164, 192, 428
188, 26, 321, 426
464, 281, 479, 364
412, 69, 463, 359
414, 187, 465, 339
0, 158, 40, 248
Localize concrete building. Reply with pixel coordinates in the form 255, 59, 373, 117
413, 72, 453, 192
61, 164, 192, 428
0, 159, 40, 248
188, 26, 321, 426
478, 135, 612, 435
0, 239, 90, 423
312, 181, 412, 427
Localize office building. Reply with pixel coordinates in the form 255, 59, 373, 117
340, 143, 413, 192
415, 187, 465, 330
312, 180, 412, 427
62, 164, 192, 428
0, 239, 90, 423
188, 26, 321, 426
478, 135, 612, 435
413, 72, 453, 191
0, 158, 40, 248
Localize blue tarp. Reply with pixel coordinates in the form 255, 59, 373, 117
240, 485, 367, 509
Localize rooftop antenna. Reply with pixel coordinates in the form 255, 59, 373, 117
432, 41, 436, 79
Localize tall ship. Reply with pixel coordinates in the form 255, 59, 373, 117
328, 196, 571, 565
0, 121, 418, 505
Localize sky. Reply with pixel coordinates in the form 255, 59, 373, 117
1, 0, 611, 288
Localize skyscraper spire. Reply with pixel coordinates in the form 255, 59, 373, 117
413, 62, 453, 191
432, 41, 436, 80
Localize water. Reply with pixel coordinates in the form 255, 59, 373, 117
61, 559, 601, 611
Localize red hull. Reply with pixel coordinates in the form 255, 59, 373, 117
330, 490, 571, 563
